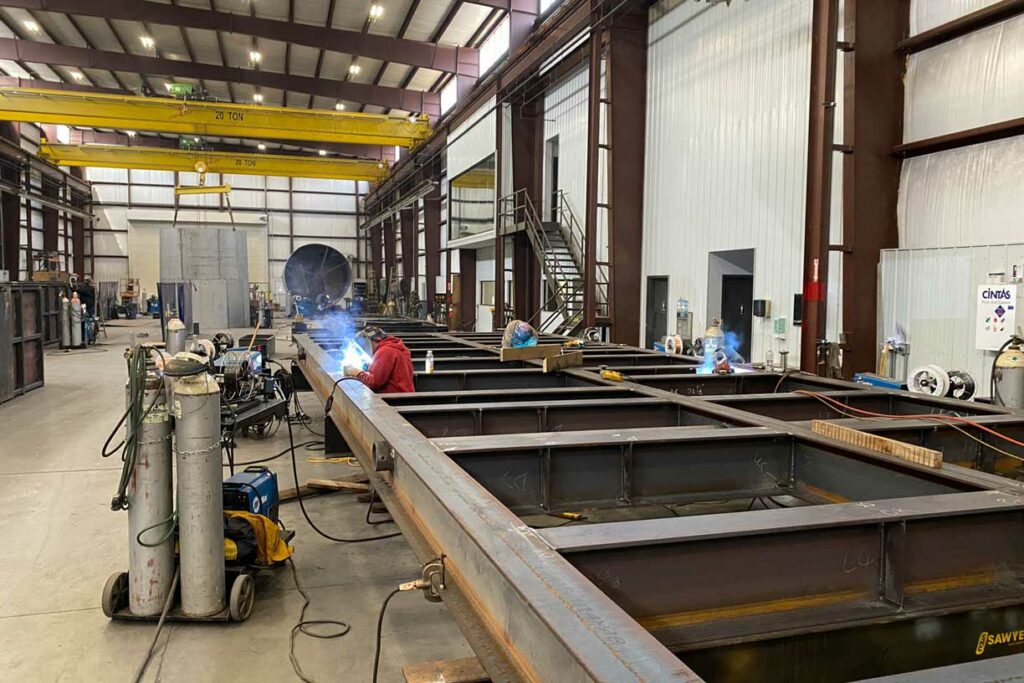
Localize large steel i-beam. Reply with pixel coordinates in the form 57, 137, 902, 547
294, 321, 1024, 682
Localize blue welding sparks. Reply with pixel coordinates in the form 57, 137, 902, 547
697, 328, 745, 375
321, 310, 372, 372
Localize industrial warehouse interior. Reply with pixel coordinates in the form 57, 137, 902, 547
2, 0, 1024, 681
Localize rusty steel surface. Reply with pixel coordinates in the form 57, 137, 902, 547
295, 321, 1024, 682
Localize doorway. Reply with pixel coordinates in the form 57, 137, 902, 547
707, 249, 754, 361
645, 276, 669, 350
544, 136, 560, 222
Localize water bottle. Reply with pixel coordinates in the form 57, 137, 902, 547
425, 350, 435, 374
676, 298, 689, 318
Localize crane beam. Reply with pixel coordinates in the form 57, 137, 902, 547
0, 87, 431, 147
39, 143, 388, 182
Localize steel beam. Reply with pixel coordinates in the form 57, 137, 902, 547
893, 116, 1024, 158
0, 40, 441, 116
39, 143, 387, 181
424, 185, 441, 318
0, 0, 478, 75
897, 0, 1024, 53
294, 332, 700, 682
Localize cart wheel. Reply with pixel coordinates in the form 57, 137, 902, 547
101, 571, 129, 618
229, 574, 255, 622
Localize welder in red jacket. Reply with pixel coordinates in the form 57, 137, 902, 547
342, 326, 416, 393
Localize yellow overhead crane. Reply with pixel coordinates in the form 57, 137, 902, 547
39, 143, 389, 182
0, 87, 431, 147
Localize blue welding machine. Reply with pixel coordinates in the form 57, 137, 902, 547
224, 466, 280, 522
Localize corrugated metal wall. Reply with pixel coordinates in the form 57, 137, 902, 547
899, 13, 1024, 249
909, 0, 1002, 34
85, 168, 366, 307
642, 0, 813, 362
879, 244, 1024, 395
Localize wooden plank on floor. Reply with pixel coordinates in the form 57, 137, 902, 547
499, 344, 561, 362
403, 656, 490, 683
811, 419, 943, 468
306, 478, 370, 492
543, 350, 583, 373
279, 473, 369, 502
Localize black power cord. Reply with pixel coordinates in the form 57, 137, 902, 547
285, 411, 401, 543
287, 557, 351, 683
372, 587, 404, 683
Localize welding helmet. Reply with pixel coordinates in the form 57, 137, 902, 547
511, 322, 537, 348
358, 326, 389, 343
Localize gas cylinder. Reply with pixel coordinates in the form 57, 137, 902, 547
995, 344, 1024, 409
69, 292, 82, 347
173, 367, 225, 616
127, 372, 174, 616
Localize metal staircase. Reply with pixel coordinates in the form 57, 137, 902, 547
499, 189, 605, 335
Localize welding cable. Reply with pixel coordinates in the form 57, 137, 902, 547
131, 566, 180, 683
285, 412, 401, 543
323, 376, 363, 412
371, 587, 404, 683
287, 557, 351, 683
794, 390, 1024, 452
222, 439, 324, 468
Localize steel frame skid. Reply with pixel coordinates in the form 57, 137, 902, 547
294, 321, 1024, 682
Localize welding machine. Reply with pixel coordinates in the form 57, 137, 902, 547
224, 466, 280, 522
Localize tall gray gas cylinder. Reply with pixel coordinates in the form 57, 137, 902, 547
70, 296, 83, 347
127, 372, 174, 616
59, 296, 71, 348
166, 317, 187, 355
173, 369, 225, 616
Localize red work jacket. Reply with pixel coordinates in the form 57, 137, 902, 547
357, 336, 416, 393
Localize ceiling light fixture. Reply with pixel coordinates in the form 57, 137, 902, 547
318, 149, 327, 157
140, 35, 155, 49
369, 4, 385, 20
335, 102, 345, 111
348, 63, 362, 76
249, 50, 262, 64
23, 20, 40, 34
257, 143, 266, 151
70, 71, 84, 81
253, 92, 264, 103
126, 130, 136, 138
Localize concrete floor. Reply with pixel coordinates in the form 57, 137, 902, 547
0, 320, 472, 682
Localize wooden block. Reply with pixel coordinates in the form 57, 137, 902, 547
543, 350, 583, 373
403, 657, 490, 683
306, 478, 371, 492
812, 420, 943, 469
499, 344, 561, 362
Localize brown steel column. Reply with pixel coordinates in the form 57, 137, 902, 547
840, 0, 908, 376
0, 121, 20, 279
370, 223, 383, 285
71, 168, 86, 279
383, 217, 397, 298
605, 6, 646, 346
459, 248, 477, 330
400, 206, 417, 296
511, 98, 543, 322
424, 184, 441, 318
582, 27, 603, 328
800, 0, 840, 373
41, 179, 59, 255
493, 101, 506, 329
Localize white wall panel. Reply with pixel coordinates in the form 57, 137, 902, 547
879, 244, 1024, 395
94, 184, 130, 204
544, 67, 589, 220
130, 170, 174, 186
643, 0, 812, 363
448, 96, 497, 179
292, 192, 356, 213
86, 167, 128, 184
899, 136, 1024, 248
905, 14, 1024, 142
910, 0, 1002, 34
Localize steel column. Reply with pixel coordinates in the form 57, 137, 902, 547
0, 121, 20, 278
840, 0, 908, 376
801, 0, 839, 373
605, 5, 646, 346
400, 205, 417, 297
459, 248, 477, 331
383, 217, 397, 298
424, 184, 441, 318
510, 97, 544, 323
582, 26, 603, 328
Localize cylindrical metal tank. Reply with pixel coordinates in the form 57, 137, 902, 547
166, 317, 187, 355
127, 372, 174, 616
174, 370, 225, 616
69, 295, 82, 347
59, 296, 71, 348
995, 346, 1024, 409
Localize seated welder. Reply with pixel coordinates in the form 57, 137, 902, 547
502, 319, 538, 348
342, 326, 415, 393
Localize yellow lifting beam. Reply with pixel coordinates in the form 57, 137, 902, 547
39, 143, 389, 182
0, 87, 430, 147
